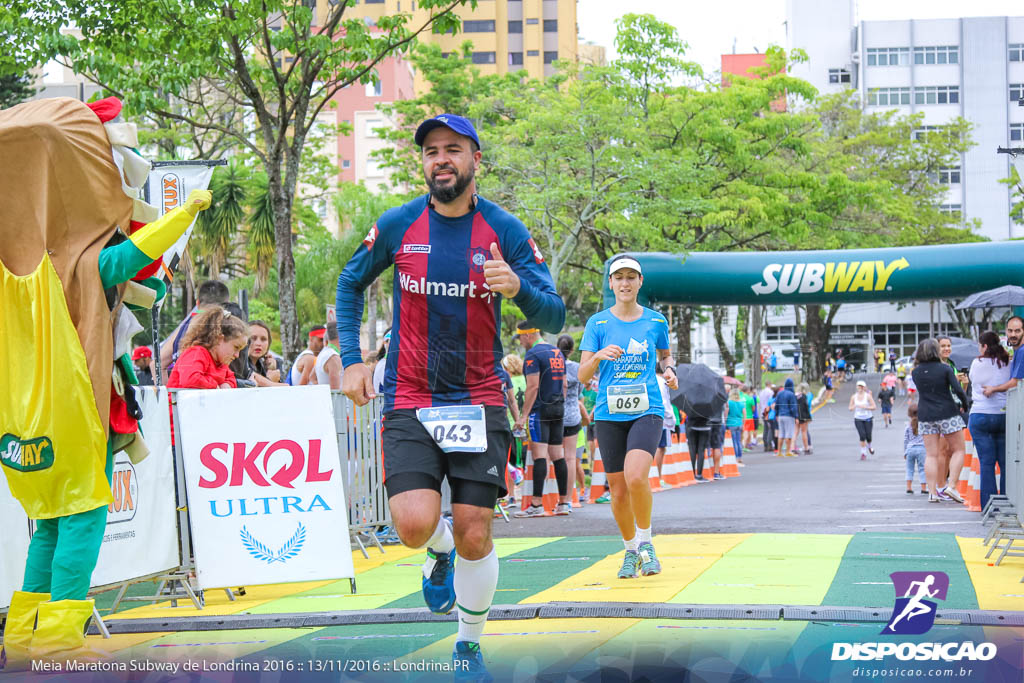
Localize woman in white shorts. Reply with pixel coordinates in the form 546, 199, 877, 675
910, 339, 970, 503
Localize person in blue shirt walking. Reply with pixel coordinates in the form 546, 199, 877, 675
579, 257, 676, 580
774, 378, 799, 457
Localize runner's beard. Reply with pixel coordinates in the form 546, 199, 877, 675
427, 165, 474, 204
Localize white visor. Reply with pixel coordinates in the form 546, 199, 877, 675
609, 257, 642, 276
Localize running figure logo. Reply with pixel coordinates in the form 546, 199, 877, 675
882, 571, 949, 635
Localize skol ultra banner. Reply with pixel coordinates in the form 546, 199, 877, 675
144, 162, 217, 289
176, 385, 354, 589
91, 387, 179, 588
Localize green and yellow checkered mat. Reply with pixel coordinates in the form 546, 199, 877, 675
88, 533, 1023, 678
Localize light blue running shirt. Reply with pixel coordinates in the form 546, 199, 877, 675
580, 306, 670, 422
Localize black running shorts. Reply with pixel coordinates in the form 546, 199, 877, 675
381, 406, 510, 506
594, 415, 663, 473
563, 422, 582, 439
528, 412, 564, 445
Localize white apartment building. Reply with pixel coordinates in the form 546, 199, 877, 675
787, 0, 1024, 241
692, 3, 1024, 371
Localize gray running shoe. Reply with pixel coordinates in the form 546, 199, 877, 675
513, 505, 546, 518
638, 542, 661, 576
617, 550, 640, 579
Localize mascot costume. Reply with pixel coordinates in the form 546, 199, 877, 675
0, 96, 211, 667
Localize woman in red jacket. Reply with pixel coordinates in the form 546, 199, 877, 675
168, 306, 248, 389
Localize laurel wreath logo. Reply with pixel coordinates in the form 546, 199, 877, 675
240, 522, 306, 564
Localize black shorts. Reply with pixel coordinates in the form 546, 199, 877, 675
381, 406, 510, 507
563, 422, 582, 439
709, 424, 725, 449
528, 412, 564, 445
586, 424, 596, 441
854, 418, 873, 443
595, 415, 663, 474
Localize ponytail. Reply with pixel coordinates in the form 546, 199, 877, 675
180, 305, 249, 352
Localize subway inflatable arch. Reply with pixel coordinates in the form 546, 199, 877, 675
601, 242, 1024, 307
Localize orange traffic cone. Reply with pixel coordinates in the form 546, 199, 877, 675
721, 431, 740, 477
588, 447, 607, 503
677, 455, 696, 486
521, 447, 536, 510
957, 429, 973, 500
964, 448, 982, 512
663, 435, 683, 487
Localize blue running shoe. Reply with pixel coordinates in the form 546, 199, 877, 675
638, 542, 661, 576
453, 641, 493, 682
421, 524, 456, 614
617, 549, 640, 579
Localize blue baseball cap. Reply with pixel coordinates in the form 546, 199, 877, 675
414, 114, 481, 150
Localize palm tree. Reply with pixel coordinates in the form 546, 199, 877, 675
194, 161, 246, 278
246, 172, 276, 293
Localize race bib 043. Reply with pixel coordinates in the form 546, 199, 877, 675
416, 405, 488, 453
607, 385, 650, 415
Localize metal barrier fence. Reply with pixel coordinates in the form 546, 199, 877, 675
1005, 387, 1023, 525
330, 392, 390, 556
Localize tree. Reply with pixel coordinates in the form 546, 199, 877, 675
0, 71, 33, 109
478, 63, 638, 286
2, 0, 473, 359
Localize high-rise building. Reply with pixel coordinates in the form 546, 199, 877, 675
786, 0, 1024, 241
321, 0, 578, 89
322, 0, 581, 222
691, 7, 1024, 371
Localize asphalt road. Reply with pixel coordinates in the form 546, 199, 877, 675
494, 373, 986, 539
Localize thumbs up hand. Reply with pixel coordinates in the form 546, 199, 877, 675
483, 242, 520, 298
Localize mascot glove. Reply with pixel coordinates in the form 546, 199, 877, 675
183, 189, 212, 217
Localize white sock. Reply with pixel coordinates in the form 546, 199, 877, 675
623, 535, 638, 552
455, 549, 498, 643
635, 526, 652, 544
860, 446, 866, 456
421, 517, 454, 553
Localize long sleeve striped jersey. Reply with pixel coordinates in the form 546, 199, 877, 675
336, 194, 565, 413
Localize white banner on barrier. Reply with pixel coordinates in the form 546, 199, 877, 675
0, 475, 30, 610
91, 386, 180, 588
144, 163, 215, 289
177, 385, 355, 589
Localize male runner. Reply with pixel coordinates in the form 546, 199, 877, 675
290, 326, 325, 385
336, 114, 564, 679
513, 321, 567, 517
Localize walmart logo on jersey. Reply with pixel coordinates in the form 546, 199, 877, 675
398, 272, 493, 302
613, 337, 650, 380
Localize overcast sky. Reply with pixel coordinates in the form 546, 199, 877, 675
577, 0, 1024, 75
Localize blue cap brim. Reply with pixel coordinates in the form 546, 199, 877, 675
414, 118, 480, 149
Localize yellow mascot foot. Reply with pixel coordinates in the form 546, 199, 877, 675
1, 590, 50, 671
31, 599, 109, 664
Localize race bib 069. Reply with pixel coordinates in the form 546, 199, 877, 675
607, 384, 650, 415
416, 405, 488, 453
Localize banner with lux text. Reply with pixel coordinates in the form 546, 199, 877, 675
177, 386, 354, 589
91, 386, 180, 588
144, 162, 216, 289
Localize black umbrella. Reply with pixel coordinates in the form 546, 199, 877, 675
955, 285, 1024, 310
669, 363, 728, 421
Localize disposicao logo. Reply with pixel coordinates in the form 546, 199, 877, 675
751, 258, 909, 296
831, 571, 997, 663
884, 571, 948, 635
